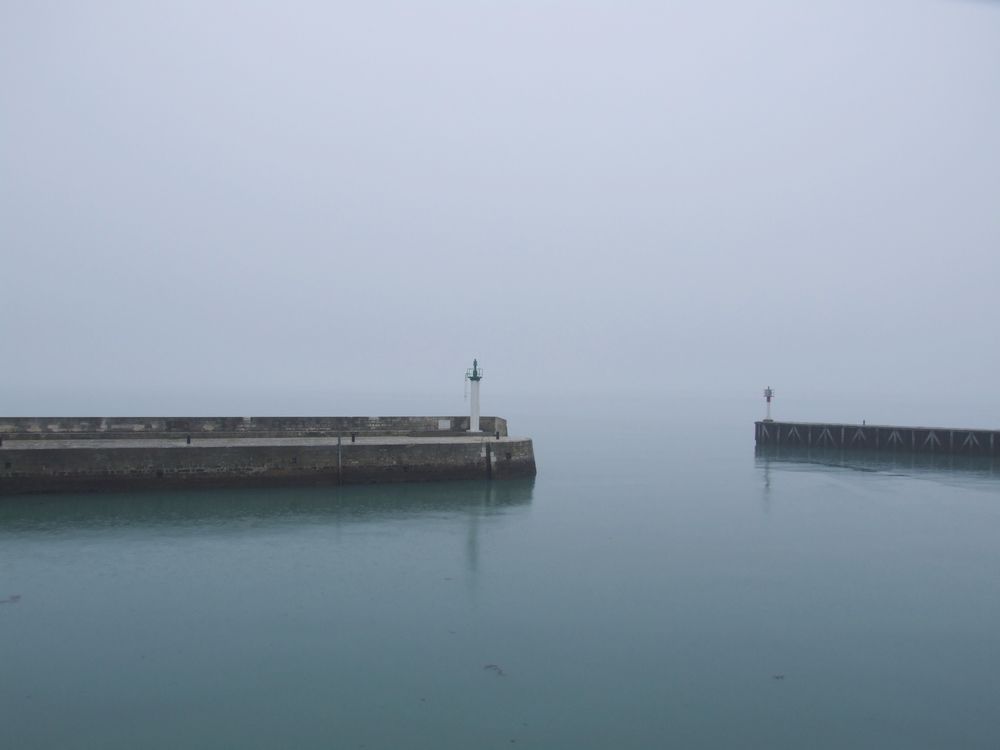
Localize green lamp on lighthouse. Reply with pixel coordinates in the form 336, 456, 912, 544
466, 359, 483, 432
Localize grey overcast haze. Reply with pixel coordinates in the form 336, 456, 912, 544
2, 0, 998, 423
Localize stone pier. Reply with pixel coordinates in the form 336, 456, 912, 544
0, 416, 537, 495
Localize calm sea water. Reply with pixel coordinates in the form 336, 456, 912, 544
2, 399, 1000, 749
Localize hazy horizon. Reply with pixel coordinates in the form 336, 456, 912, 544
3, 0, 998, 421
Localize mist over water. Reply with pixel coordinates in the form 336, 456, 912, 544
2, 0, 999, 745
3, 396, 999, 749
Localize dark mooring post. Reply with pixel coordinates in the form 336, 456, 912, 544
186, 434, 191, 445
351, 432, 356, 443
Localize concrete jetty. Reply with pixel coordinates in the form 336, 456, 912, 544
755, 420, 1000, 457
0, 416, 536, 495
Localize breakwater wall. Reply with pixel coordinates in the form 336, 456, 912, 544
0, 416, 534, 495
755, 421, 1000, 457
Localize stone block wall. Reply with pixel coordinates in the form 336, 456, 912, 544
0, 416, 509, 439
0, 437, 536, 494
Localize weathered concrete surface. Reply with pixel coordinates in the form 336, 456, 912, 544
755, 420, 1000, 457
0, 418, 535, 495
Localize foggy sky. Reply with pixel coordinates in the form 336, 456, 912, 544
2, 1, 998, 418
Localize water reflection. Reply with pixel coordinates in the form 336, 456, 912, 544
0, 478, 535, 532
759, 455, 771, 514
755, 446, 999, 482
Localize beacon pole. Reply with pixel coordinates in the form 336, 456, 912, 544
466, 359, 483, 432
763, 387, 774, 422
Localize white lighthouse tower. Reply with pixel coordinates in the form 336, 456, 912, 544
466, 359, 483, 432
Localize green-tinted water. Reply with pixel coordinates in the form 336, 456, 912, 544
3, 404, 1000, 748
